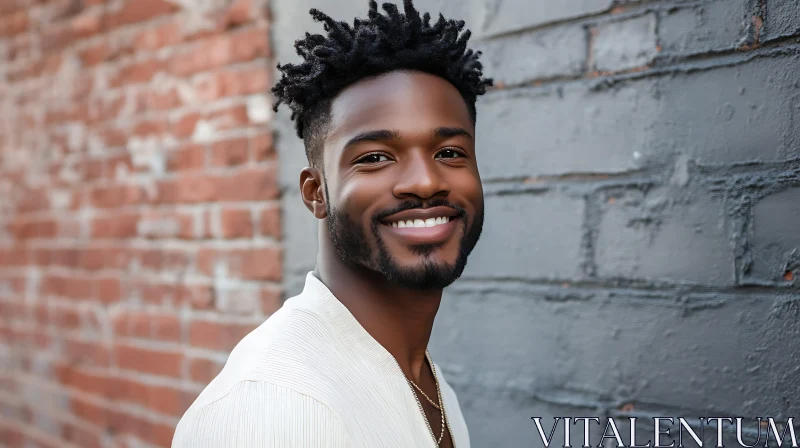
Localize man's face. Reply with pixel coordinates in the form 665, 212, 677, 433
321, 70, 484, 290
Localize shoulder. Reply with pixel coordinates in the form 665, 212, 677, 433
172, 380, 350, 447
193, 292, 346, 403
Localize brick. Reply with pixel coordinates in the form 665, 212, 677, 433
90, 213, 140, 238
0, 0, 25, 15
252, 132, 274, 161
109, 376, 146, 403
173, 112, 202, 139
34, 248, 82, 268
143, 383, 193, 417
111, 377, 193, 416
105, 0, 180, 30
15, 188, 50, 213
69, 396, 108, 429
8, 34, 33, 61
764, 0, 800, 41
93, 277, 122, 303
157, 174, 218, 203
198, 247, 282, 281
63, 338, 111, 367
141, 420, 176, 446
61, 421, 102, 448
81, 247, 134, 271
592, 13, 658, 72
189, 74, 224, 102
9, 218, 58, 239
216, 166, 279, 201
136, 211, 194, 239
41, 275, 93, 300
473, 0, 613, 37
748, 187, 800, 284
132, 119, 169, 137
131, 281, 213, 308
55, 364, 110, 397
0, 10, 28, 37
136, 87, 181, 111
170, 36, 231, 77
208, 103, 250, 130
152, 314, 182, 342
211, 137, 250, 167
229, 26, 270, 61
219, 65, 271, 97
220, 207, 253, 238
115, 344, 183, 377
113, 311, 181, 342
188, 320, 257, 351
188, 357, 224, 383
90, 185, 146, 208
110, 58, 166, 87
52, 306, 82, 331
137, 248, 191, 272
78, 42, 112, 66
259, 205, 281, 238
0, 247, 30, 268
170, 26, 268, 77
463, 192, 585, 280
659, 0, 752, 55
260, 287, 282, 315
97, 127, 129, 148
596, 187, 734, 285
476, 24, 586, 86
218, 0, 257, 29
476, 54, 800, 178
167, 143, 206, 171
132, 20, 182, 51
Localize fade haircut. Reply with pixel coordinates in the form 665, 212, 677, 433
270, 0, 493, 169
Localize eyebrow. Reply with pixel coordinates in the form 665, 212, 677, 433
343, 129, 401, 149
433, 127, 473, 140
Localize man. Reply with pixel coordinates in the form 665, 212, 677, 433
172, 1, 492, 446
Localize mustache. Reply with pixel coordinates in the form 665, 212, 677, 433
373, 198, 466, 223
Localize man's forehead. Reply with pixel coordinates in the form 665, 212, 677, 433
326, 71, 473, 143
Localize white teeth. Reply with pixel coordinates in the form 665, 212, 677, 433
389, 216, 452, 228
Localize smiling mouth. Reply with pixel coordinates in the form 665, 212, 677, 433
379, 215, 460, 246
384, 216, 453, 228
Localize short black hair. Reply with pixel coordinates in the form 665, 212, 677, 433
270, 0, 493, 168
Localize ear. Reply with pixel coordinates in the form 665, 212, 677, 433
300, 167, 327, 219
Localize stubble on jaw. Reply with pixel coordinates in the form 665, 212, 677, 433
325, 198, 484, 291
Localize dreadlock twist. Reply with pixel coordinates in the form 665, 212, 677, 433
270, 0, 493, 167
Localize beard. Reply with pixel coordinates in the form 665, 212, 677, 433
326, 194, 484, 291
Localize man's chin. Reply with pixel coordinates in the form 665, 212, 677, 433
378, 258, 465, 290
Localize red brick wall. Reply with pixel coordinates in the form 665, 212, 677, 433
0, 1, 280, 446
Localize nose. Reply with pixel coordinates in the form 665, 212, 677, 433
392, 149, 450, 200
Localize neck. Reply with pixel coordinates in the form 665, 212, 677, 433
314, 228, 442, 382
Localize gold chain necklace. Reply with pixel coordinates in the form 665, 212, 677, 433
405, 350, 455, 447
409, 377, 441, 410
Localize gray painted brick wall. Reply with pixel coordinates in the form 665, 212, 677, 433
269, 0, 800, 446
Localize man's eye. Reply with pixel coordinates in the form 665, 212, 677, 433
357, 153, 390, 164
436, 148, 465, 159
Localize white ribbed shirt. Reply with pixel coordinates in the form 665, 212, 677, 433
172, 272, 470, 447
